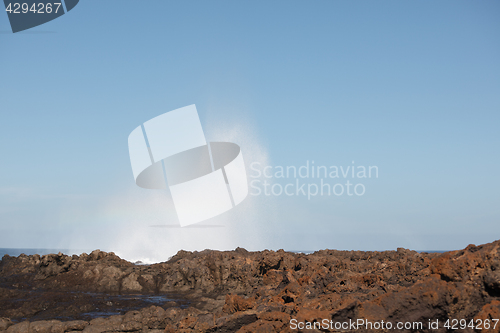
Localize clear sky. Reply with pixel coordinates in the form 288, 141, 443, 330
1, 1, 499, 263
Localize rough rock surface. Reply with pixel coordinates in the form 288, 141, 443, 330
0, 241, 499, 332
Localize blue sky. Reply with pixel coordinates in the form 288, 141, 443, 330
1, 1, 499, 262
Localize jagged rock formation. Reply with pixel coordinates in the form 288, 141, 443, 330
1, 241, 499, 332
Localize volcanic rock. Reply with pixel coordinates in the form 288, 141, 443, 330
0, 241, 499, 332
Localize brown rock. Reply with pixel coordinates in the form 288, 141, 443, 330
236, 319, 283, 333
139, 306, 166, 329
223, 294, 255, 314
119, 310, 142, 332
1, 240, 500, 333
215, 311, 258, 332
29, 321, 60, 333
0, 318, 13, 331
121, 273, 142, 292
474, 300, 500, 333
193, 313, 215, 331
6, 321, 29, 333
51, 320, 88, 333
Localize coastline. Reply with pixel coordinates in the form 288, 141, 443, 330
1, 241, 499, 332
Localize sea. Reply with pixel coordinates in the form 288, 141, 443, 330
1, 248, 446, 259
0, 248, 90, 258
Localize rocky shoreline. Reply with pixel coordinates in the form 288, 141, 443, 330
1, 241, 499, 332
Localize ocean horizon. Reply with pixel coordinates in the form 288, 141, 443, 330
0, 248, 447, 260
0, 248, 89, 258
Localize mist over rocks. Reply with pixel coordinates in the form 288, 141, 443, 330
0, 241, 499, 332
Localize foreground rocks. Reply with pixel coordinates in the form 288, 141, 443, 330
0, 241, 499, 332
